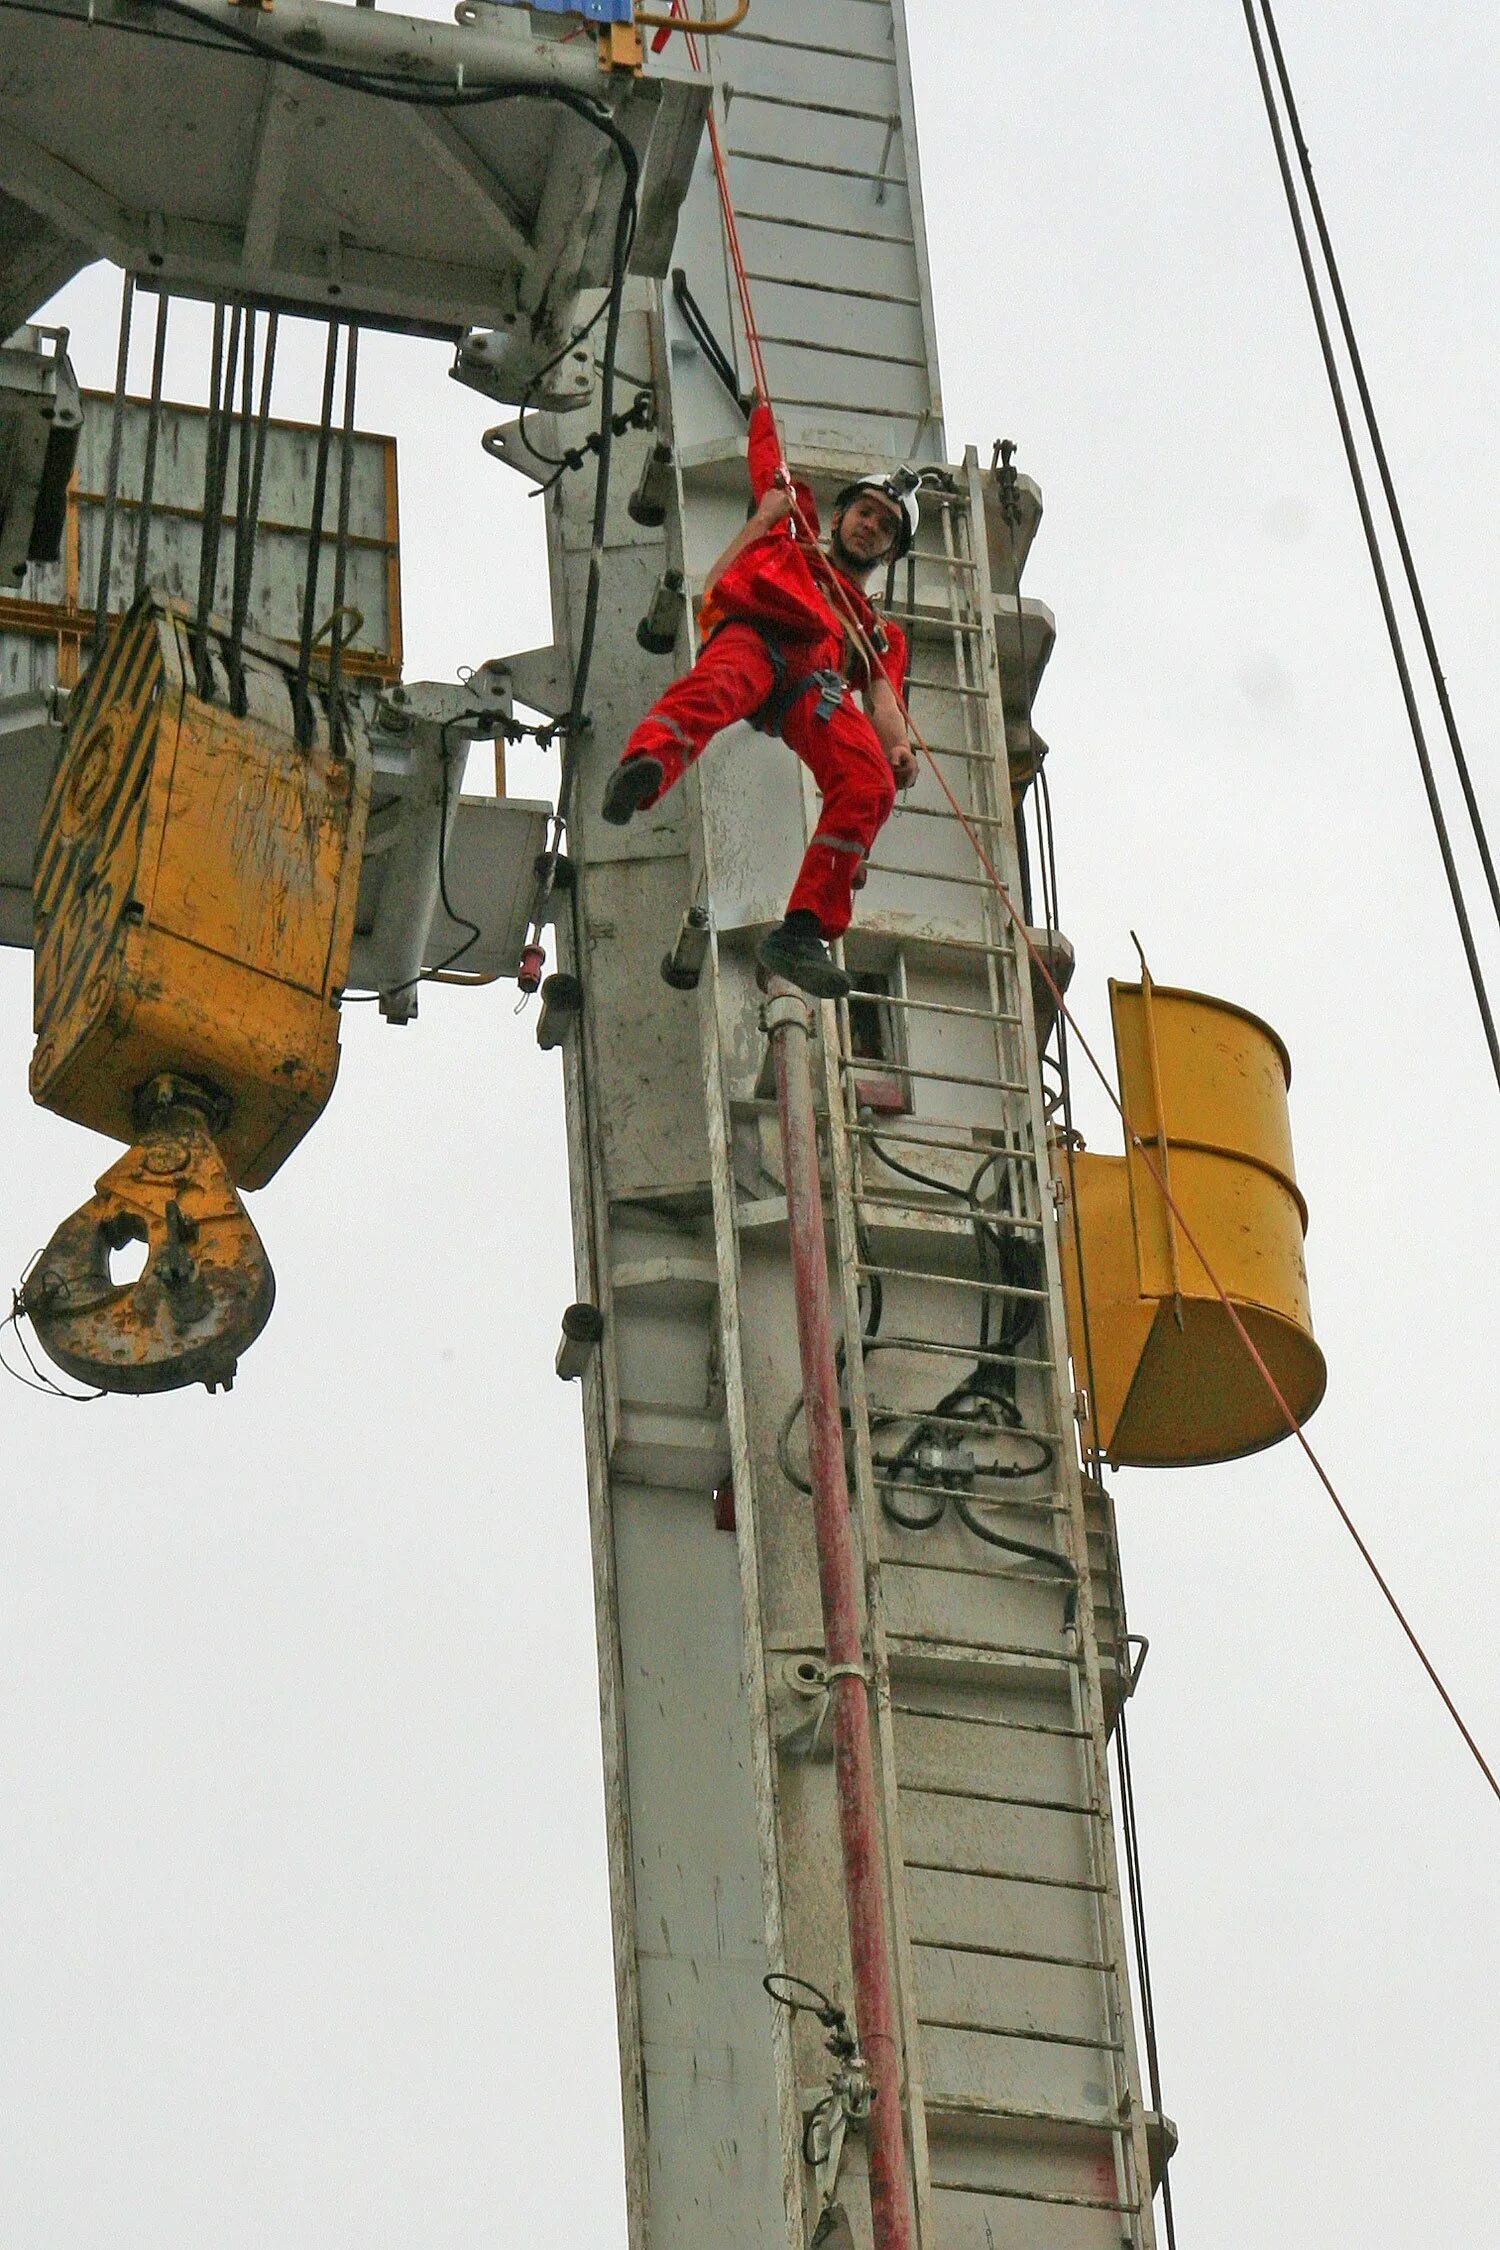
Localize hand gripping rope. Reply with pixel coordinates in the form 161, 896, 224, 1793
693, 101, 1500, 1809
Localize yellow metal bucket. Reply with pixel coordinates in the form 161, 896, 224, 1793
1057, 978, 1326, 1468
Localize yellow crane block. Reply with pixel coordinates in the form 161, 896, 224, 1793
24, 592, 370, 1392
1057, 975, 1326, 1468
31, 593, 369, 1187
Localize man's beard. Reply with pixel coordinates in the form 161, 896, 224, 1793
828, 528, 889, 580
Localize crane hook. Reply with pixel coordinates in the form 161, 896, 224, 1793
20, 1075, 275, 1395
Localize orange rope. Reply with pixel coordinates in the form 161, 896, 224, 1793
696, 94, 1500, 1805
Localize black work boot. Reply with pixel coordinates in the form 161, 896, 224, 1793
757, 911, 850, 1001
601, 754, 665, 826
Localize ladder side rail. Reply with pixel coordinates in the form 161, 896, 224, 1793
674, 341, 812, 2249
963, 449, 1160, 2245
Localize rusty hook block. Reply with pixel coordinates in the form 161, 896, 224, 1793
22, 1082, 275, 1395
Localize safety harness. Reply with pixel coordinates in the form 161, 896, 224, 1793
708, 610, 894, 740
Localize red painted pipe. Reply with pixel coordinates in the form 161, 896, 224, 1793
767, 982, 915, 2250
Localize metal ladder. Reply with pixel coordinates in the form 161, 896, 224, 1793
817, 461, 1161, 2246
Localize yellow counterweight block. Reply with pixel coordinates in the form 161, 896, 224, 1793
1057, 977, 1326, 1468
26, 594, 371, 1392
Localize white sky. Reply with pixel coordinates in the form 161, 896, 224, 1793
4, 2, 1497, 2243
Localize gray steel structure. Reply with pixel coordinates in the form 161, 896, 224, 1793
539, 7, 1171, 2245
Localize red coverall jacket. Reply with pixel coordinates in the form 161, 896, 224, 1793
621, 406, 909, 935
698, 404, 909, 705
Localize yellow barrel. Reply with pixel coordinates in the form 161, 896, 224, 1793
1056, 978, 1326, 1468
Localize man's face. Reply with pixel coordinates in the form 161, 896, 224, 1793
831, 488, 904, 575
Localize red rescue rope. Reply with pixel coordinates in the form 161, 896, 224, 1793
692, 114, 1500, 1807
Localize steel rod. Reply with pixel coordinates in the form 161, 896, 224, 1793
132, 289, 169, 602
766, 977, 915, 2250
326, 323, 360, 758
91, 271, 135, 660
294, 322, 341, 747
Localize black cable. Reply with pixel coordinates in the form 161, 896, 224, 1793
523, 113, 642, 950
670, 268, 750, 416
194, 299, 243, 699
1240, 0, 1500, 1095
341, 719, 484, 1005
529, 389, 655, 497
429, 719, 484, 975
1256, 0, 1500, 940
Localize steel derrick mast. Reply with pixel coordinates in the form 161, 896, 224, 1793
543, 6, 1170, 2241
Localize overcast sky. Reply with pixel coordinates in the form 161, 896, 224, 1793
3, 3, 1497, 2244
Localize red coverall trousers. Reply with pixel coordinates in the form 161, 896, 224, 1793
620, 622, 897, 937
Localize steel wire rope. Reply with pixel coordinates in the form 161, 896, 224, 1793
293, 321, 341, 747
194, 299, 244, 697
325, 324, 361, 760
132, 290, 171, 603
226, 303, 257, 686
1254, 0, 1500, 937
1238, 0, 1500, 1094
228, 311, 279, 711
91, 271, 134, 660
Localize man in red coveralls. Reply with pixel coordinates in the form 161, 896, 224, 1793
600, 403, 919, 1000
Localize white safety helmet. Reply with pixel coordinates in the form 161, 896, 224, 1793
831, 465, 922, 561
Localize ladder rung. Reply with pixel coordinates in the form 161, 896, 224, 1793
912, 1937, 1111, 1975
933, 2181, 1139, 2216
905, 1855, 1106, 1893
839, 1054, 1029, 1096
770, 391, 925, 419
734, 26, 901, 69
732, 209, 923, 247
856, 932, 1021, 964
893, 1631, 1080, 1668
853, 1190, 1046, 1235
874, 1477, 1065, 1520
855, 1257, 1049, 1302
896, 800, 1011, 830
861, 858, 1012, 893
871, 1403, 1062, 1444
900, 1778, 1097, 1819
920, 2015, 1125, 2056
883, 608, 985, 634
926, 2093, 1134, 2137
744, 268, 922, 312
850, 988, 1023, 1027
849, 1120, 1033, 1157
899, 745, 994, 769
890, 1700, 1090, 1743
906, 673, 990, 699
731, 147, 911, 190
731, 89, 903, 130
859, 1331, 1054, 1375
758, 332, 929, 373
